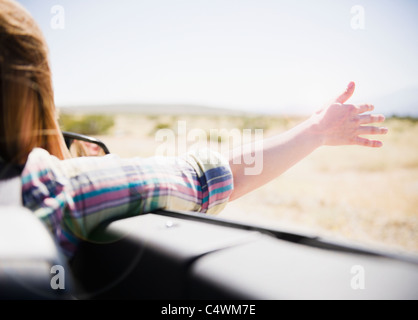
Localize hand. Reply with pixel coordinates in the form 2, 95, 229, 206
311, 82, 388, 148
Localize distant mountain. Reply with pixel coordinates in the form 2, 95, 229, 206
371, 86, 418, 118
58, 103, 250, 116
58, 86, 418, 118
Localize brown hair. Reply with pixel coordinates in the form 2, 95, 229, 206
0, 0, 69, 164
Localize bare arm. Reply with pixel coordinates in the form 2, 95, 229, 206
229, 82, 388, 201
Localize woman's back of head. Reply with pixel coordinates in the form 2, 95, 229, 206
0, 0, 69, 166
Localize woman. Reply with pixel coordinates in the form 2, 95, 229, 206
0, 0, 387, 259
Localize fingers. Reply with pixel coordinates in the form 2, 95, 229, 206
354, 124, 388, 148
357, 126, 388, 135
354, 137, 383, 148
335, 81, 355, 104
347, 103, 385, 122
357, 114, 386, 124
354, 103, 374, 114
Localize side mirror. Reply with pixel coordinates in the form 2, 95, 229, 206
62, 131, 110, 157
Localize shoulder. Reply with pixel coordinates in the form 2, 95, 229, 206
21, 148, 118, 184
22, 148, 60, 175
25, 147, 119, 170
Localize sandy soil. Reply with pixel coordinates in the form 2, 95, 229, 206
90, 114, 418, 256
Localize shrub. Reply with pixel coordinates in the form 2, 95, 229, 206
59, 114, 114, 135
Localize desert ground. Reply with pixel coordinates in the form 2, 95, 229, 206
61, 110, 418, 256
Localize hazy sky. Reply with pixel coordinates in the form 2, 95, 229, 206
17, 0, 418, 114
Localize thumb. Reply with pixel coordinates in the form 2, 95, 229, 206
335, 81, 355, 104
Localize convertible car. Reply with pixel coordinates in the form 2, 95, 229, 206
1, 132, 417, 300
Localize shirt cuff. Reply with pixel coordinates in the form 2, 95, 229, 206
183, 148, 234, 215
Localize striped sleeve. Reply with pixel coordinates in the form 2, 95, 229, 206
183, 148, 234, 214
21, 148, 233, 258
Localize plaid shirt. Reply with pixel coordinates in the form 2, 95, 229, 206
21, 148, 233, 259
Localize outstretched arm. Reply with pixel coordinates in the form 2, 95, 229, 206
228, 82, 388, 201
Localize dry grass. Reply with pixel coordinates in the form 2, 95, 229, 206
94, 115, 418, 256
